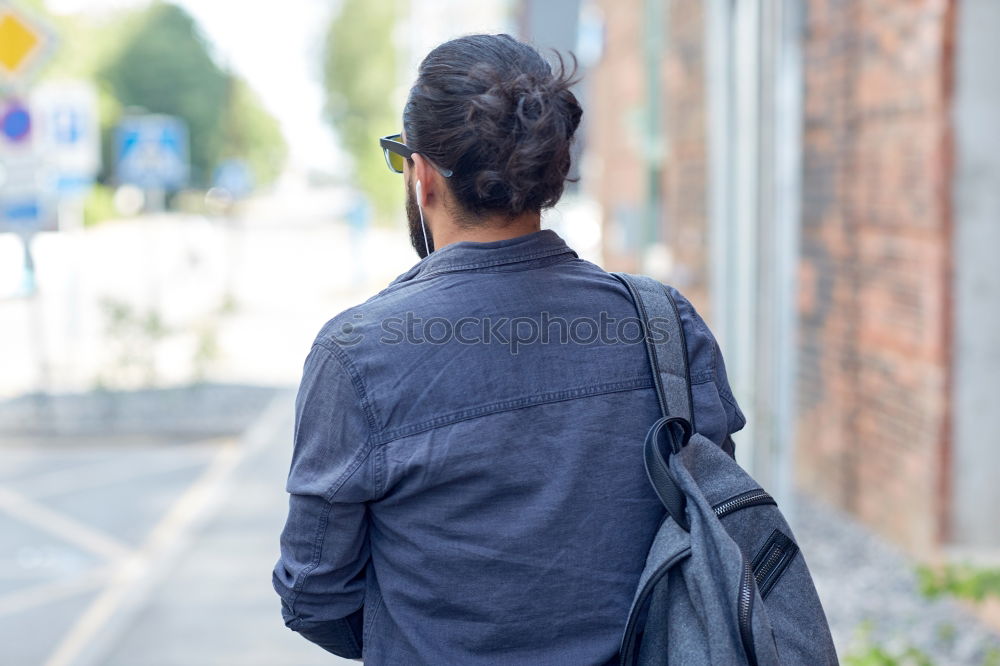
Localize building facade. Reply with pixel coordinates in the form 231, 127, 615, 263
575, 0, 1000, 555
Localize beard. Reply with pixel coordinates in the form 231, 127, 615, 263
406, 177, 434, 258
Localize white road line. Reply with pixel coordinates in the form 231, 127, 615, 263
0, 487, 135, 563
0, 566, 113, 618
41, 439, 244, 666
25, 442, 223, 499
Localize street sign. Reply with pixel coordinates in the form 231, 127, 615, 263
213, 159, 253, 199
0, 96, 55, 233
31, 80, 100, 199
114, 114, 190, 190
0, 151, 55, 233
1, 100, 30, 142
0, 2, 56, 88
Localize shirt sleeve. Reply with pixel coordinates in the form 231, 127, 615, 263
665, 286, 747, 453
272, 341, 376, 658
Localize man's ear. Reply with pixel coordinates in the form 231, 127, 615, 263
410, 153, 435, 208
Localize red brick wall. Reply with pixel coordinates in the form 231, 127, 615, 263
587, 0, 956, 553
588, 0, 646, 273
660, 1, 710, 311
588, 0, 711, 313
796, 0, 955, 552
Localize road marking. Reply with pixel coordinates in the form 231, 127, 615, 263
23, 442, 221, 499
0, 565, 112, 618
39, 437, 243, 666
0, 486, 134, 562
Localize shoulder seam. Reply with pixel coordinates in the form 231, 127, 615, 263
310, 340, 379, 498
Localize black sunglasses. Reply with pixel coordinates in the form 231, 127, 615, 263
379, 133, 454, 178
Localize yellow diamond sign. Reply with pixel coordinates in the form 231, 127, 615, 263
0, 4, 50, 82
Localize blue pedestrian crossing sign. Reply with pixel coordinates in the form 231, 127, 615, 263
114, 115, 189, 190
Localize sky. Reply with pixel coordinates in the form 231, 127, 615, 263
46, 0, 344, 172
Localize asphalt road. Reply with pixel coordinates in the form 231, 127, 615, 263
0, 390, 353, 666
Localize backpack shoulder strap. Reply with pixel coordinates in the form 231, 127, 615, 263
611, 273, 693, 422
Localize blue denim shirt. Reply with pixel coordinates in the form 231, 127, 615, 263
272, 229, 745, 665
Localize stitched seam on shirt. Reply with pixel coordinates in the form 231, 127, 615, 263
374, 378, 654, 446
287, 455, 371, 609
374, 438, 385, 498
441, 255, 583, 275
323, 444, 374, 502
314, 340, 378, 439
363, 589, 384, 646
308, 342, 377, 499
350, 248, 579, 305
690, 372, 716, 385
287, 496, 336, 610
417, 248, 577, 279
720, 388, 747, 428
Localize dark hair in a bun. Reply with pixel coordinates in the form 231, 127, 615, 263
403, 34, 583, 221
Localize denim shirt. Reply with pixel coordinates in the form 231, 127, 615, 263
272, 229, 745, 665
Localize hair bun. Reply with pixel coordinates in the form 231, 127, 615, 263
404, 34, 583, 220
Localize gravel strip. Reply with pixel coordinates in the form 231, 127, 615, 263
791, 493, 1000, 664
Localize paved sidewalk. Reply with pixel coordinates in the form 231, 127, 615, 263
88, 390, 352, 666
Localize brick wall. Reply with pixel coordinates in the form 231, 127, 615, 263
588, 0, 712, 312
586, 0, 957, 553
797, 0, 955, 552
660, 0, 710, 311
588, 0, 646, 274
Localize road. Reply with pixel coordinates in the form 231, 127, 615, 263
0, 389, 359, 666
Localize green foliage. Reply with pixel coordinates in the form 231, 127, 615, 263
917, 564, 1000, 602
219, 77, 287, 187
97, 2, 286, 188
100, 3, 229, 186
98, 297, 171, 387
843, 621, 935, 666
82, 183, 116, 228
322, 0, 402, 221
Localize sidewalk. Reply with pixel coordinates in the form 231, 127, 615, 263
82, 389, 353, 666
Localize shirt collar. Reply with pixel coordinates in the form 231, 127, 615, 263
393, 229, 579, 283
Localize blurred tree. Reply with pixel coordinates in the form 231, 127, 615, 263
219, 77, 286, 187
322, 0, 401, 222
100, 3, 227, 186
99, 2, 286, 187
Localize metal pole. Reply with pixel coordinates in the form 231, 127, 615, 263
771, 0, 805, 517
642, 0, 666, 262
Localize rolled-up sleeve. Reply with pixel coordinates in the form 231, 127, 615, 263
272, 340, 376, 659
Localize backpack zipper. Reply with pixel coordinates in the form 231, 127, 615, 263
713, 489, 776, 519
738, 556, 759, 666
750, 529, 799, 600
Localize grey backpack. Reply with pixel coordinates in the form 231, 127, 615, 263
613, 273, 838, 666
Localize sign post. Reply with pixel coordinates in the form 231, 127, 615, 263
113, 114, 190, 314
0, 1, 57, 396
31, 80, 101, 371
